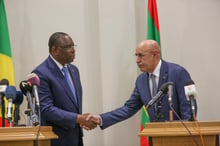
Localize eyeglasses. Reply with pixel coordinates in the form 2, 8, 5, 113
57, 44, 77, 50
135, 53, 146, 58
135, 51, 152, 58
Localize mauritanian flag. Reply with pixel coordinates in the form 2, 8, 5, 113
0, 0, 15, 126
140, 0, 161, 145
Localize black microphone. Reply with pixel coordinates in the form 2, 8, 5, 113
0, 79, 9, 85
146, 82, 173, 109
19, 80, 32, 95
13, 91, 24, 105
27, 73, 40, 108
5, 86, 17, 126
20, 80, 40, 126
184, 80, 197, 121
0, 79, 9, 105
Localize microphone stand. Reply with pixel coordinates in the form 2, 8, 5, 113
190, 96, 196, 121
168, 84, 173, 121
25, 104, 32, 126
13, 104, 20, 126
7, 104, 13, 127
2, 98, 5, 127
168, 96, 173, 121
155, 100, 164, 121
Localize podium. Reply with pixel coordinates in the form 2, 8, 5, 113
139, 121, 220, 146
0, 126, 58, 146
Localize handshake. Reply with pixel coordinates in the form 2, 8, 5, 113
77, 113, 101, 130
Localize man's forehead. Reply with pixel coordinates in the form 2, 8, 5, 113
61, 36, 73, 43
136, 46, 150, 53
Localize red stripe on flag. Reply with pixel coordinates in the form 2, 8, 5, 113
140, 106, 150, 146
148, 0, 160, 35
140, 124, 149, 145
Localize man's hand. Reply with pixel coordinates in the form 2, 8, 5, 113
77, 113, 102, 130
77, 113, 97, 130
86, 114, 101, 125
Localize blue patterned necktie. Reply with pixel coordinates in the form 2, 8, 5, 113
150, 74, 157, 112
150, 74, 157, 96
62, 66, 78, 105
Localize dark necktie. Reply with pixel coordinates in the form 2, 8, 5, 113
150, 74, 157, 112
62, 66, 78, 105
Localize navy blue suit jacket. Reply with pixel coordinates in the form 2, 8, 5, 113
100, 60, 197, 129
32, 56, 83, 146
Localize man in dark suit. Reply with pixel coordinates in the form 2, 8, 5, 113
32, 32, 96, 146
86, 40, 197, 129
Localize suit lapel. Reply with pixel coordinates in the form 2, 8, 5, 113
59, 75, 78, 107
141, 73, 152, 105
158, 60, 168, 88
146, 73, 152, 97
67, 65, 80, 108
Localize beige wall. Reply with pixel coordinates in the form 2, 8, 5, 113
4, 0, 220, 145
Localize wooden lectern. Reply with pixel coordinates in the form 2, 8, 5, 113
139, 121, 220, 146
0, 126, 58, 146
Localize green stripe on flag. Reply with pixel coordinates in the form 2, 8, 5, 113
141, 106, 150, 128
147, 11, 160, 47
0, 0, 15, 85
0, 0, 12, 57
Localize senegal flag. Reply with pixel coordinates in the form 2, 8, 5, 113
0, 0, 15, 127
140, 0, 161, 145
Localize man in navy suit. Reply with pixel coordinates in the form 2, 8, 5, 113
32, 32, 96, 146
86, 40, 197, 129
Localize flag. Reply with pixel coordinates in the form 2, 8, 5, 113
0, 0, 15, 127
146, 0, 161, 46
140, 0, 161, 145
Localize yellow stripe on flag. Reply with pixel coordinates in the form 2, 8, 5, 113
0, 53, 15, 85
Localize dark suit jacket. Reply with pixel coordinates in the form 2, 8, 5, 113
32, 56, 83, 146
100, 60, 197, 129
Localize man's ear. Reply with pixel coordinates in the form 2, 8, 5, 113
51, 46, 59, 55
153, 50, 160, 57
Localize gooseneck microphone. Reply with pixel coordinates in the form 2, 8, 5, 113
20, 80, 40, 126
5, 86, 17, 127
184, 80, 197, 121
27, 73, 40, 108
146, 82, 174, 109
167, 83, 174, 104
167, 82, 175, 121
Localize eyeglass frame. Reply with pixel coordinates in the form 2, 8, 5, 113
135, 51, 152, 58
57, 44, 77, 50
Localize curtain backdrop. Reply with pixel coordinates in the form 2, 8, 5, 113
4, 0, 220, 145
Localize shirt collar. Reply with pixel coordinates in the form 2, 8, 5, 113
50, 54, 66, 70
151, 59, 161, 78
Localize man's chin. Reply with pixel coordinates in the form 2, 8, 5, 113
139, 67, 145, 72
70, 57, 75, 62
